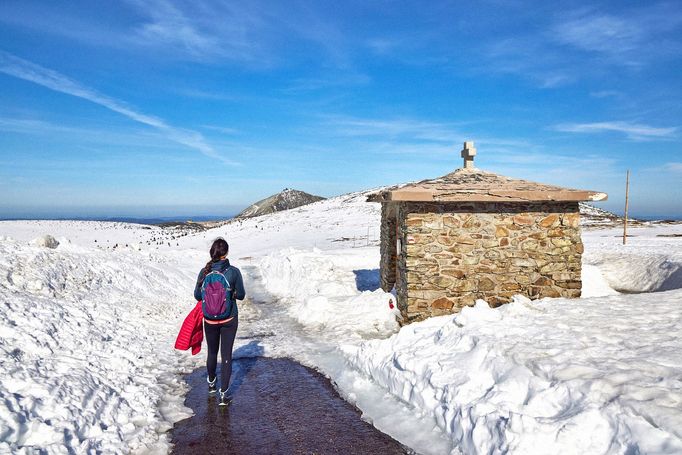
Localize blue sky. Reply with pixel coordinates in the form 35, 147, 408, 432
1, 0, 681, 218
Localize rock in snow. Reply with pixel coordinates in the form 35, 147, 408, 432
30, 234, 60, 249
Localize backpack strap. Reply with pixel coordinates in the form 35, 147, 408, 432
199, 260, 229, 285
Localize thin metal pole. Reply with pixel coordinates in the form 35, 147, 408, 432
623, 170, 630, 245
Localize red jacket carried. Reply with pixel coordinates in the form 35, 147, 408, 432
175, 301, 203, 355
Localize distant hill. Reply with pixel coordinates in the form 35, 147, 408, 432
236, 188, 326, 219
580, 203, 642, 228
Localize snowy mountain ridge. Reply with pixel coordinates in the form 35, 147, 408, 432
579, 202, 633, 227
236, 188, 325, 219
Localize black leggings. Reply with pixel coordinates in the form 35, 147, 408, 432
204, 316, 238, 392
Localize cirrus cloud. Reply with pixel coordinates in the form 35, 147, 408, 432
0, 50, 237, 165
553, 121, 677, 141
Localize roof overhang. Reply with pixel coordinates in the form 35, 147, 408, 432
367, 187, 608, 203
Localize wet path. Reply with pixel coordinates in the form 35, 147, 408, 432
170, 356, 410, 455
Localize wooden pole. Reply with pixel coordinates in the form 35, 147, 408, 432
623, 170, 630, 245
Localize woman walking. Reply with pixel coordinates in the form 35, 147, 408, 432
194, 238, 245, 406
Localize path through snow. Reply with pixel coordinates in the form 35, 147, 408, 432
170, 357, 409, 454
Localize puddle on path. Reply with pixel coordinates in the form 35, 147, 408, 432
170, 357, 411, 454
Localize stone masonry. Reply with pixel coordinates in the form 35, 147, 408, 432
382, 201, 583, 322
379, 203, 397, 292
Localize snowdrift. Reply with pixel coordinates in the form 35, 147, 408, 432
0, 236, 197, 453
583, 225, 682, 293
259, 247, 400, 339
345, 295, 682, 455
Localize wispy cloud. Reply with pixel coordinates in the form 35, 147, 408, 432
0, 50, 236, 165
553, 121, 677, 141
366, 38, 400, 55
322, 116, 542, 159
0, 0, 266, 64
476, 3, 682, 87
0, 117, 85, 135
552, 6, 682, 66
320, 115, 622, 190
284, 73, 371, 93
0, 1, 351, 67
664, 162, 682, 173
640, 161, 682, 177
0, 116, 206, 152
590, 90, 622, 99
481, 37, 576, 88
324, 116, 466, 143
319, 116, 583, 172
175, 88, 240, 102
552, 12, 643, 64
201, 125, 240, 135
126, 0, 264, 62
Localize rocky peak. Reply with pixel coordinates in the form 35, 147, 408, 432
236, 189, 326, 219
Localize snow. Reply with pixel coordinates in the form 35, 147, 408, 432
1, 193, 681, 454
259, 247, 400, 338
29, 234, 60, 249
0, 236, 201, 453
0, 220, 164, 248
583, 224, 682, 293
579, 202, 622, 227
345, 293, 682, 454
178, 190, 381, 257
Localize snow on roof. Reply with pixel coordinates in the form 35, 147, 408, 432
368, 167, 608, 203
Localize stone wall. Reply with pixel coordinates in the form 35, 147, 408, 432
392, 201, 582, 322
395, 203, 409, 316
379, 202, 397, 292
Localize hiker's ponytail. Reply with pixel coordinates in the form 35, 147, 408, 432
202, 238, 229, 276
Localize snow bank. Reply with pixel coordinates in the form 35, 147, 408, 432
584, 225, 682, 293
259, 248, 400, 339
344, 294, 682, 454
0, 237, 198, 454
580, 264, 619, 297
589, 253, 682, 293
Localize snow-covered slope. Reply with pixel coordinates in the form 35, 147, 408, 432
175, 190, 381, 258
0, 220, 162, 247
579, 202, 624, 227
0, 190, 681, 454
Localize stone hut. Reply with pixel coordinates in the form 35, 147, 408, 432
369, 142, 607, 323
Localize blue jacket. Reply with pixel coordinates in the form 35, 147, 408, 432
194, 259, 245, 319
